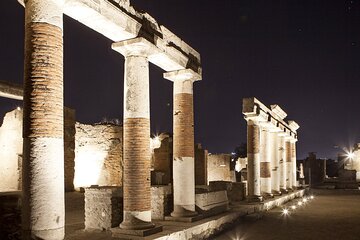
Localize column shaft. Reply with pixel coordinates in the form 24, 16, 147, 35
171, 79, 197, 217
247, 121, 262, 201
279, 135, 287, 192
270, 132, 281, 195
120, 55, 154, 230
286, 140, 293, 190
22, 0, 65, 239
260, 129, 272, 197
291, 141, 297, 188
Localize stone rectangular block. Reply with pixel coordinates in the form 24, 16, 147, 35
195, 190, 229, 217
209, 181, 246, 202
84, 186, 122, 230
151, 185, 172, 220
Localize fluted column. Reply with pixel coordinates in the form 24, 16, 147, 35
112, 38, 158, 230
247, 120, 263, 202
270, 131, 281, 195
285, 139, 293, 190
260, 128, 273, 197
22, 0, 65, 239
279, 135, 287, 193
164, 69, 201, 217
291, 139, 297, 188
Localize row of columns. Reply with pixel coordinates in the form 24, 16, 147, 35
22, 0, 201, 238
246, 119, 298, 202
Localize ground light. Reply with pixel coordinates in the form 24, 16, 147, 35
291, 205, 296, 210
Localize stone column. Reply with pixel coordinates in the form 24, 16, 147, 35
247, 120, 263, 202
260, 128, 272, 197
291, 139, 297, 189
22, 0, 65, 239
279, 135, 287, 193
270, 131, 281, 195
112, 38, 157, 230
164, 69, 201, 217
285, 139, 293, 190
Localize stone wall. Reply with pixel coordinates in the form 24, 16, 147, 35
64, 108, 76, 191
195, 143, 208, 185
74, 123, 123, 190
207, 154, 232, 184
0, 109, 22, 191
151, 133, 172, 185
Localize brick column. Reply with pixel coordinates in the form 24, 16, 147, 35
285, 139, 293, 190
260, 128, 273, 198
164, 69, 201, 217
22, 0, 65, 239
291, 139, 297, 189
112, 38, 158, 230
270, 132, 281, 195
247, 120, 263, 202
279, 135, 288, 193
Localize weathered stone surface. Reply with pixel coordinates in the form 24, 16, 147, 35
74, 123, 123, 189
0, 81, 23, 100
209, 181, 246, 202
84, 187, 123, 230
207, 154, 232, 183
195, 143, 208, 185
152, 133, 172, 185
151, 185, 172, 220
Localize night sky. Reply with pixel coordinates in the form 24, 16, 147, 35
1, 0, 360, 159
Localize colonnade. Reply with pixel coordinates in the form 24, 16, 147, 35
22, 0, 201, 238
243, 98, 299, 202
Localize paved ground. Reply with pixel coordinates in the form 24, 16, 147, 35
211, 189, 360, 240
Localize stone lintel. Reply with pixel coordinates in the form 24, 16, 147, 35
163, 68, 202, 82
17, 0, 201, 73
270, 104, 287, 119
0, 81, 23, 100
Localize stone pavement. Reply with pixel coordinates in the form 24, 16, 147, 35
64, 189, 306, 240
211, 189, 360, 240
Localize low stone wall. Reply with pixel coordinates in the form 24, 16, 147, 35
151, 185, 172, 220
209, 181, 246, 202
84, 187, 123, 230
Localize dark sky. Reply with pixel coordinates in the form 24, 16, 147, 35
1, 0, 360, 159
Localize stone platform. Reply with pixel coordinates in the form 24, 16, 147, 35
63, 188, 307, 239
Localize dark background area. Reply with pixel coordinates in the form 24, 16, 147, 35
1, 0, 360, 159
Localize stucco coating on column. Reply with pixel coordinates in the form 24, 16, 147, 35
22, 1, 65, 239
286, 140, 292, 189
270, 132, 281, 194
247, 122, 261, 199
171, 78, 197, 217
123, 55, 150, 119
291, 141, 297, 188
260, 129, 272, 195
120, 54, 154, 229
279, 136, 287, 191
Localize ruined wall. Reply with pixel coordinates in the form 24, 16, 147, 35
350, 144, 360, 181
0, 109, 22, 191
151, 133, 172, 185
195, 143, 208, 185
74, 123, 123, 189
64, 108, 76, 191
207, 154, 232, 184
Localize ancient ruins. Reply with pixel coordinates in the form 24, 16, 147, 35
0, 0, 307, 239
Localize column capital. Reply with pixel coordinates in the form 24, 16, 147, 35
163, 68, 202, 82
112, 37, 159, 57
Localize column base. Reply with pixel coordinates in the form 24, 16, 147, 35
120, 219, 155, 230
22, 227, 64, 240
292, 186, 299, 190
271, 190, 282, 196
112, 225, 162, 238
247, 195, 263, 202
280, 188, 288, 194
287, 187, 294, 192
261, 192, 274, 199
170, 205, 198, 218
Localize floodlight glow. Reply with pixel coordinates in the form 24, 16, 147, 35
303, 198, 307, 203
310, 195, 314, 199
347, 152, 355, 159
282, 208, 289, 215
298, 201, 303, 206
291, 205, 296, 210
